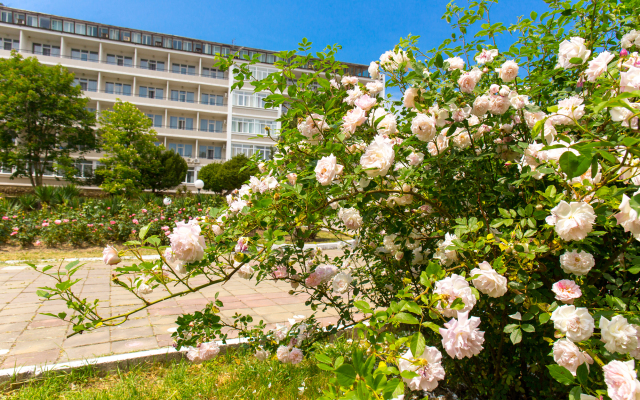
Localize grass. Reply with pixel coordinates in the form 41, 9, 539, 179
0, 245, 158, 263
0, 349, 332, 400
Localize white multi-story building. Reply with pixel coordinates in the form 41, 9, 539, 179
0, 6, 372, 189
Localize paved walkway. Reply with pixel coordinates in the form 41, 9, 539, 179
0, 250, 342, 369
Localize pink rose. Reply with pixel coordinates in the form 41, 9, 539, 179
603, 360, 640, 400
132, 219, 139, 224
102, 245, 121, 265
110, 221, 116, 225
314, 154, 343, 186
354, 94, 376, 111
169, 220, 206, 263
552, 280, 582, 304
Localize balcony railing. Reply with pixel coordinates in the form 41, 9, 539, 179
13, 49, 228, 80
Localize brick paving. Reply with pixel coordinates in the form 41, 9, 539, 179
0, 250, 342, 369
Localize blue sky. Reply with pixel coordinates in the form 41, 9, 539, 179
9, 0, 551, 66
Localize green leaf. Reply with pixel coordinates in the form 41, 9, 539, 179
576, 363, 589, 386
504, 324, 518, 333
521, 324, 535, 333
434, 53, 444, 69
315, 353, 332, 364
559, 152, 591, 180
539, 313, 551, 324
335, 364, 357, 387
546, 364, 576, 385
65, 260, 80, 271
139, 223, 151, 240
317, 363, 334, 371
422, 321, 440, 333
392, 313, 419, 325
410, 332, 426, 358
569, 386, 582, 400
354, 301, 372, 312
510, 328, 522, 344
568, 57, 584, 65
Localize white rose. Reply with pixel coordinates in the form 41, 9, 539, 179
360, 134, 395, 177
475, 48, 498, 64
622, 30, 640, 49
102, 245, 121, 265
411, 113, 437, 141
603, 360, 640, 400
472, 95, 491, 116
585, 51, 614, 82
368, 61, 380, 79
621, 66, 640, 93
433, 233, 458, 266
332, 271, 353, 294
458, 67, 482, 93
445, 56, 465, 71
427, 133, 450, 156
497, 60, 519, 82
489, 94, 510, 115
546, 201, 596, 241
434, 274, 477, 317
615, 190, 640, 241
470, 261, 508, 298
550, 305, 594, 342
407, 151, 424, 166
169, 220, 206, 263
557, 37, 591, 69
344, 86, 363, 106
315, 154, 343, 186
600, 315, 639, 354
342, 107, 367, 136
369, 108, 398, 135
338, 207, 363, 230
553, 339, 593, 375
366, 80, 384, 95
403, 87, 419, 108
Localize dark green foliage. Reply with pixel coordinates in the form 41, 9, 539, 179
198, 154, 258, 193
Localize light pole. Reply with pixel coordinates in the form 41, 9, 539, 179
194, 179, 204, 194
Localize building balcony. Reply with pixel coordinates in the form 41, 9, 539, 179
84, 90, 228, 114
153, 126, 227, 141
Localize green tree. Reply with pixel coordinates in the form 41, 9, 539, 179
97, 101, 158, 196
0, 52, 97, 187
138, 146, 189, 193
198, 154, 257, 193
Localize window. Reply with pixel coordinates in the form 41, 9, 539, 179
142, 34, 152, 45
74, 78, 97, 92
202, 67, 224, 79
3, 38, 19, 51
71, 49, 99, 62
33, 43, 60, 57
201, 94, 225, 106
194, 43, 202, 53
99, 27, 108, 38
184, 167, 195, 183
27, 15, 37, 27
75, 161, 93, 178
105, 82, 132, 96
38, 17, 50, 29
0, 163, 13, 174
107, 54, 133, 67
153, 36, 162, 46
172, 39, 181, 50
200, 119, 224, 133
132, 32, 141, 44
233, 91, 269, 108
248, 65, 277, 80
168, 143, 193, 157
51, 19, 62, 31
63, 21, 74, 33
183, 41, 192, 52
239, 49, 249, 59
75, 23, 86, 35
87, 25, 98, 37
169, 117, 194, 130
14, 13, 25, 24
140, 59, 165, 71
109, 29, 119, 40
1, 11, 11, 23
145, 114, 163, 127
232, 117, 277, 135
172, 63, 196, 75
170, 90, 195, 103
199, 145, 222, 160
121, 31, 130, 42
139, 86, 164, 99
232, 143, 272, 160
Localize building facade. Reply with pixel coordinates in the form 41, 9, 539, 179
0, 6, 372, 189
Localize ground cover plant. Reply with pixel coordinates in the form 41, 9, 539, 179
29, 0, 640, 398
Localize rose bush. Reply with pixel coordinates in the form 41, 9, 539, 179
32, 0, 640, 399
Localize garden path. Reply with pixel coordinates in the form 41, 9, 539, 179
0, 250, 342, 369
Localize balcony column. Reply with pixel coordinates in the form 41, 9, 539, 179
134, 47, 138, 68
195, 139, 199, 160
196, 112, 200, 134
132, 76, 136, 98
164, 108, 168, 129
97, 72, 102, 94
60, 36, 65, 58
197, 84, 201, 104
167, 53, 170, 71
225, 73, 233, 160
199, 58, 202, 75
98, 42, 103, 63
166, 81, 170, 100
19, 30, 24, 52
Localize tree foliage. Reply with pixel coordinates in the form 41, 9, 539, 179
0, 52, 97, 186
138, 146, 189, 193
198, 154, 257, 193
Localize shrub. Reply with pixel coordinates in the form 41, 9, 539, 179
199, 155, 258, 193
30, 1, 640, 399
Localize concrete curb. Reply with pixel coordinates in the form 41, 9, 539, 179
0, 337, 249, 385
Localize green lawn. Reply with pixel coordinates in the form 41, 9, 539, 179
0, 349, 332, 400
